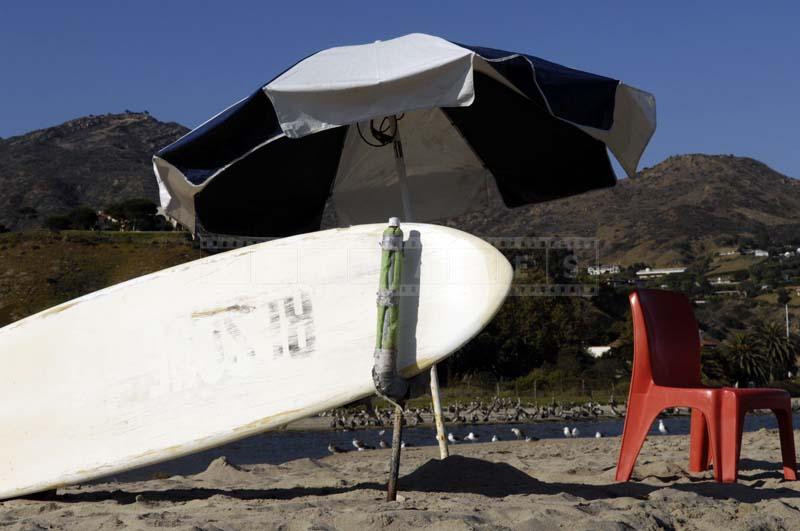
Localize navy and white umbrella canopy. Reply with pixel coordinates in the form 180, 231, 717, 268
153, 33, 656, 238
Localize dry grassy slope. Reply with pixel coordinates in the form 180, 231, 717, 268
448, 154, 800, 266
0, 113, 188, 230
0, 231, 202, 327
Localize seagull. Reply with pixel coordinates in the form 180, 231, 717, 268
563, 426, 572, 438
525, 436, 538, 442
447, 432, 461, 443
401, 441, 412, 448
378, 430, 386, 436
658, 419, 669, 435
465, 432, 480, 441
511, 428, 525, 440
491, 434, 499, 442
595, 431, 603, 438
352, 438, 373, 451
328, 443, 348, 454
571, 427, 580, 438
378, 439, 388, 448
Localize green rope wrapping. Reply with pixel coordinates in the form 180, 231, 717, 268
372, 224, 409, 401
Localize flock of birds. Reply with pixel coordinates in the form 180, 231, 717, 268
327, 430, 412, 454
321, 394, 800, 455
319, 396, 628, 432
326, 420, 673, 454
323, 397, 682, 455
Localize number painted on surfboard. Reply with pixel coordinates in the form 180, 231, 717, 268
268, 291, 315, 358
157, 290, 317, 393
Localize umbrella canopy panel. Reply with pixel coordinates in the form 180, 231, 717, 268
154, 33, 655, 238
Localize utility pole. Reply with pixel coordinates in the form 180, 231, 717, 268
786, 304, 791, 339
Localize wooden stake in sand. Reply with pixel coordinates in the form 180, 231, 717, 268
387, 402, 404, 501
430, 365, 449, 459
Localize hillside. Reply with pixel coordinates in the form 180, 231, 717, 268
1, 112, 799, 266
0, 112, 188, 230
0, 231, 201, 327
450, 154, 800, 266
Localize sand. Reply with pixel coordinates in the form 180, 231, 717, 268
0, 429, 798, 530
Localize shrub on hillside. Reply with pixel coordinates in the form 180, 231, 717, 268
67, 207, 98, 230
44, 215, 71, 231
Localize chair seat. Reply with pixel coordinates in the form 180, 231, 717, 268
721, 387, 791, 411
720, 387, 789, 399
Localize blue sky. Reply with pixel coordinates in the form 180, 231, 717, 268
1, 1, 798, 177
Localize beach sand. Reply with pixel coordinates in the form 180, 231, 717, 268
1, 429, 797, 530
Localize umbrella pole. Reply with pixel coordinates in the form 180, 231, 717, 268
392, 121, 450, 460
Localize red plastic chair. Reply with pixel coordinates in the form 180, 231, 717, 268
616, 289, 797, 483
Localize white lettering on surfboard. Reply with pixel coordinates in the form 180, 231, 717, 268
269, 292, 315, 358
151, 290, 316, 396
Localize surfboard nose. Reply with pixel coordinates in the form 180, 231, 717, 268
396, 223, 512, 376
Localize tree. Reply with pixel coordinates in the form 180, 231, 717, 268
16, 206, 38, 219
67, 207, 98, 230
776, 288, 791, 306
44, 215, 71, 231
701, 347, 728, 384
105, 199, 158, 231
723, 332, 767, 385
755, 321, 795, 382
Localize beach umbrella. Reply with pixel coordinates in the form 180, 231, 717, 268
152, 33, 656, 238
151, 33, 657, 488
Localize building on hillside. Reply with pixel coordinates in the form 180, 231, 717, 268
636, 267, 687, 278
715, 289, 745, 298
753, 249, 769, 257
587, 265, 620, 276
710, 276, 739, 286
586, 346, 612, 358
717, 249, 739, 256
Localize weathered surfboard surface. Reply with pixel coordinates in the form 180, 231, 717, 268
0, 223, 512, 499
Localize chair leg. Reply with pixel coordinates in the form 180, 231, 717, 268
696, 406, 724, 483
615, 399, 659, 481
689, 409, 710, 472
773, 407, 798, 481
721, 407, 745, 483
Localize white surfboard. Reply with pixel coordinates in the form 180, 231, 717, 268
0, 223, 512, 499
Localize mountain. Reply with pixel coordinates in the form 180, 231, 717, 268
0, 113, 188, 230
1, 112, 798, 267
449, 154, 800, 266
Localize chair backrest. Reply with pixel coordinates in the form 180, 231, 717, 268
628, 289, 702, 391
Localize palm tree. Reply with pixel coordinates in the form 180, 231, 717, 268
755, 321, 795, 382
724, 332, 767, 385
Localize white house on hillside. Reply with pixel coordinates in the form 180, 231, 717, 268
586, 346, 612, 358
587, 265, 620, 276
636, 267, 687, 278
